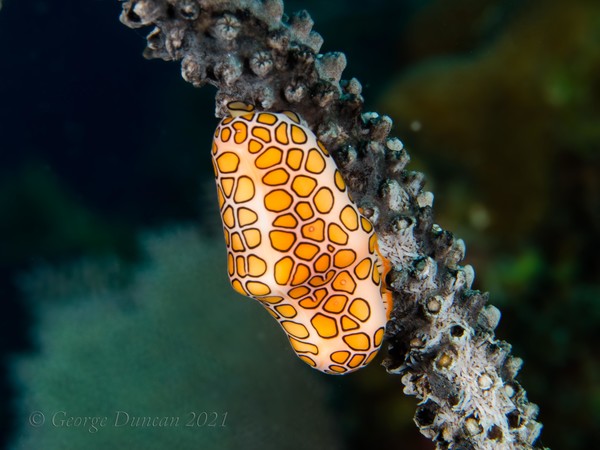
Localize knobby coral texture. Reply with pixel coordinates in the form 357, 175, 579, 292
119, 0, 543, 448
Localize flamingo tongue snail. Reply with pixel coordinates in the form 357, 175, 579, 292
211, 101, 391, 374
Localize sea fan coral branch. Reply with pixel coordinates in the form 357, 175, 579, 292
118, 1, 543, 448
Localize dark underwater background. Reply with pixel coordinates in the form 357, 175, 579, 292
0, 0, 598, 448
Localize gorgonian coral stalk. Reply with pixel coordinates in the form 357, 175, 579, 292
119, 0, 543, 447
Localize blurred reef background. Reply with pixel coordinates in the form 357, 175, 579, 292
0, 0, 598, 449
12, 228, 344, 450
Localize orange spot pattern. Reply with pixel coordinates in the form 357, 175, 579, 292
212, 108, 390, 374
